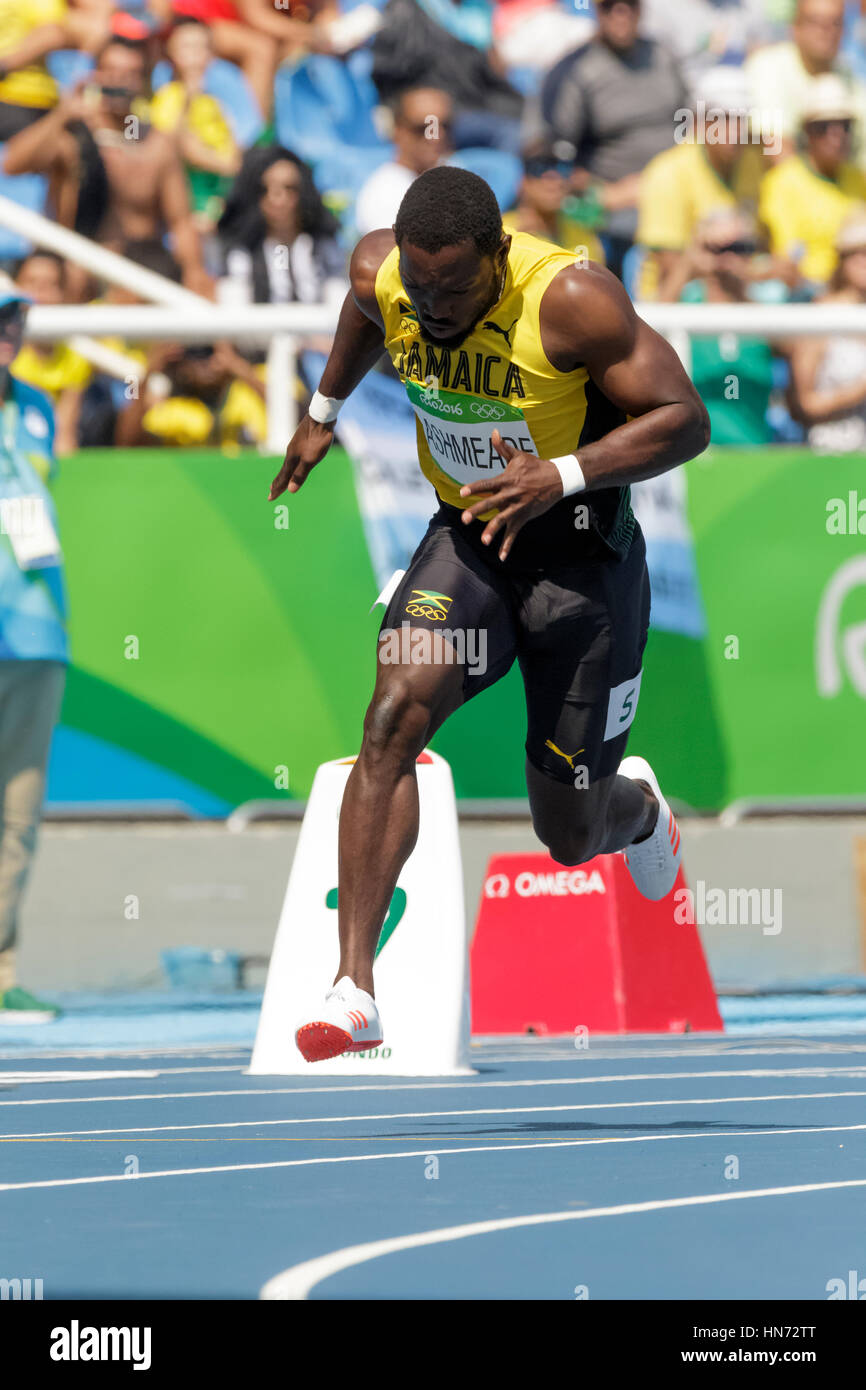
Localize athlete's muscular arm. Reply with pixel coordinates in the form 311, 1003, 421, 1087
460, 262, 710, 559
268, 230, 392, 500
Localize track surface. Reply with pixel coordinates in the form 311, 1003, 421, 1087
2, 1032, 866, 1299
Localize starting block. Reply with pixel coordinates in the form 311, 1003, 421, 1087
250, 750, 472, 1075
470, 852, 723, 1035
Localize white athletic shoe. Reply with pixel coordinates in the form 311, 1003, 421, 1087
619, 755, 681, 901
295, 976, 383, 1063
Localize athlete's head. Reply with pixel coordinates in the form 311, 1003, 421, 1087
393, 166, 510, 350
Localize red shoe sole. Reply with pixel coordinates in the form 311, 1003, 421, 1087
295, 1022, 384, 1062
296, 1022, 353, 1062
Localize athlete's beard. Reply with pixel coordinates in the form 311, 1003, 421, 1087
418, 306, 487, 351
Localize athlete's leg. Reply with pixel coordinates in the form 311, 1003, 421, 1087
526, 762, 656, 866
210, 21, 278, 120
517, 525, 656, 866
335, 521, 517, 994
335, 640, 464, 993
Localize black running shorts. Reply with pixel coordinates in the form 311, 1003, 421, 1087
380, 505, 651, 787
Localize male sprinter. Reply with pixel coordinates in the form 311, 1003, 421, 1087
269, 167, 710, 1061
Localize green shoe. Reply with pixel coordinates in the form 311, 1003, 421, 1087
0, 986, 61, 1022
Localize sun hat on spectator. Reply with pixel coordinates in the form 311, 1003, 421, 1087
697, 65, 751, 116
801, 75, 857, 127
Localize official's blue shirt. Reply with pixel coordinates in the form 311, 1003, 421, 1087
0, 375, 68, 663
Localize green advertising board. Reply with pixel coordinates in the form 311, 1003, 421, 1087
48, 445, 865, 814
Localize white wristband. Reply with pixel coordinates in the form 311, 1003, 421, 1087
550, 452, 586, 496
308, 390, 345, 424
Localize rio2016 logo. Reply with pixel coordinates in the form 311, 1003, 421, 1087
815, 556, 866, 698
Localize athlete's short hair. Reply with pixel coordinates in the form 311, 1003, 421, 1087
394, 167, 502, 258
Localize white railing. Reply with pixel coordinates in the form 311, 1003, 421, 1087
22, 300, 866, 452
4, 180, 866, 449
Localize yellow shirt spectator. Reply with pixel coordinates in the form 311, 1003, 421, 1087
502, 211, 604, 266
637, 142, 765, 253
142, 377, 266, 449
758, 154, 866, 285
0, 0, 66, 110
637, 142, 766, 298
12, 341, 91, 397
149, 83, 235, 161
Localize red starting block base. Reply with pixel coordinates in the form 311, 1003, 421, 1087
470, 853, 723, 1035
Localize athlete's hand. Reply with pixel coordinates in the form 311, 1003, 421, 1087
458, 430, 566, 561
269, 414, 337, 500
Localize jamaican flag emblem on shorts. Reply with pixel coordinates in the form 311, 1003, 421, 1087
405, 589, 452, 621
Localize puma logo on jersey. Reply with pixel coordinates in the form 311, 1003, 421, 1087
483, 315, 519, 348
545, 740, 585, 771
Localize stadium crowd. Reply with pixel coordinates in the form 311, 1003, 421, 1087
0, 0, 865, 450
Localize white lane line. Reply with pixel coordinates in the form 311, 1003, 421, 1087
4, 1088, 866, 1138
1, 1123, 864, 1193
3, 1065, 866, 1106
260, 1178, 866, 1300
0, 1088, 308, 1108
0, 1072, 159, 1085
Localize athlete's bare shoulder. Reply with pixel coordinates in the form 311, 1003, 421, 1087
350, 229, 396, 328
539, 260, 639, 373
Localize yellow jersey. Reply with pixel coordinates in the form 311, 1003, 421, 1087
759, 155, 866, 285
374, 230, 634, 561
0, 0, 66, 110
12, 342, 91, 398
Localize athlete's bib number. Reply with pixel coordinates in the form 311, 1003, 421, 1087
406, 381, 538, 488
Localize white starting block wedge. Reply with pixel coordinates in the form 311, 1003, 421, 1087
249, 750, 472, 1076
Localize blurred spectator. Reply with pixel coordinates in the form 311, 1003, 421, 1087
668, 208, 781, 443
0, 0, 107, 142
493, 0, 595, 72
790, 206, 866, 450
0, 271, 65, 1021
149, 18, 241, 235
355, 88, 453, 237
2, 36, 213, 299
745, 0, 866, 164
641, 0, 777, 88
158, 0, 374, 119
218, 145, 346, 307
115, 340, 267, 447
523, 0, 689, 277
12, 252, 91, 454
78, 239, 166, 446
502, 147, 605, 263
759, 75, 866, 288
371, 0, 523, 153
636, 66, 767, 299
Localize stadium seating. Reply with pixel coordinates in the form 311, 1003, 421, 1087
0, 155, 48, 261
46, 49, 94, 91
274, 55, 388, 164
448, 148, 522, 212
